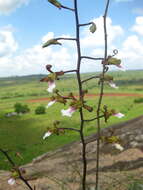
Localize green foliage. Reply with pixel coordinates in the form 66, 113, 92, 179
134, 98, 143, 104
35, 105, 46, 114
14, 103, 30, 113
128, 182, 143, 190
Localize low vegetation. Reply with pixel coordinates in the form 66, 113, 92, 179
0, 71, 143, 170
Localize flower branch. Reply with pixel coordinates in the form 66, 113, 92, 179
79, 22, 93, 27
0, 149, 34, 190
81, 76, 99, 83
81, 56, 104, 61
95, 0, 110, 189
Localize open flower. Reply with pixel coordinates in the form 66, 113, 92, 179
43, 131, 52, 140
61, 106, 76, 117
108, 81, 119, 89
47, 81, 56, 93
116, 64, 126, 71
113, 112, 124, 118
8, 178, 15, 185
113, 143, 124, 151
46, 100, 56, 108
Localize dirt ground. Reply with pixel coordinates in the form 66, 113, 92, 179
26, 93, 143, 103
0, 115, 143, 190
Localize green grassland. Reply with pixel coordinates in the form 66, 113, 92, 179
0, 70, 143, 170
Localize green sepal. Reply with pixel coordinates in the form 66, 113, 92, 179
48, 0, 62, 9
89, 22, 97, 33
70, 100, 83, 109
11, 171, 19, 178
99, 74, 113, 82
42, 39, 62, 48
48, 73, 57, 81
107, 58, 121, 66
56, 95, 67, 105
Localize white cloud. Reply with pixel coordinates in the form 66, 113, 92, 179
1, 16, 143, 77
0, 0, 29, 14
132, 16, 143, 35
132, 8, 143, 15
0, 32, 74, 76
116, 34, 143, 70
0, 26, 18, 57
81, 17, 124, 49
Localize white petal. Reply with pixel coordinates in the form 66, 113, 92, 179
113, 143, 124, 151
47, 81, 56, 93
109, 82, 119, 89
61, 107, 76, 117
43, 131, 52, 140
113, 112, 124, 118
46, 100, 56, 108
117, 64, 126, 71
8, 178, 15, 185
61, 109, 72, 117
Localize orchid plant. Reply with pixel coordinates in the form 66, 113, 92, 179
40, 0, 125, 190
0, 0, 126, 190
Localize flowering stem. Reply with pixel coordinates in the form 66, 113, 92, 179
81, 56, 104, 61
0, 149, 34, 190
79, 22, 93, 27
58, 127, 80, 132
55, 37, 76, 41
61, 5, 75, 12
74, 0, 87, 189
81, 76, 99, 83
64, 69, 77, 74
84, 115, 104, 122
95, 0, 110, 189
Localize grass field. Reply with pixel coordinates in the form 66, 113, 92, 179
0, 70, 143, 170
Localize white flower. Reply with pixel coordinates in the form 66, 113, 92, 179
8, 178, 15, 185
113, 143, 124, 151
47, 81, 56, 93
117, 64, 126, 71
43, 131, 52, 140
61, 106, 76, 117
46, 100, 56, 108
113, 112, 124, 118
109, 81, 119, 89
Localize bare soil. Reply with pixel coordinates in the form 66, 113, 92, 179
27, 93, 143, 103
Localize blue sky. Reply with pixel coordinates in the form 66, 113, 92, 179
0, 0, 143, 77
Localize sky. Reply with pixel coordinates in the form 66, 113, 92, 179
0, 0, 143, 77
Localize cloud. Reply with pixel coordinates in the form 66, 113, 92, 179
132, 8, 143, 15
0, 0, 29, 14
0, 32, 74, 76
1, 16, 143, 77
131, 16, 143, 35
0, 26, 18, 57
81, 17, 124, 49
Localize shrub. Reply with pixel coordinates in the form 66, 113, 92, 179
128, 182, 143, 190
35, 105, 46, 115
134, 98, 143, 104
14, 103, 30, 114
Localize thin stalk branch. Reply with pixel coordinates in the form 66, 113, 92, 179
95, 1, 110, 190
61, 5, 75, 12
55, 37, 76, 41
81, 56, 104, 61
84, 115, 104, 122
64, 69, 77, 74
0, 149, 34, 190
74, 0, 87, 189
81, 76, 99, 83
58, 127, 80, 132
79, 22, 93, 27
